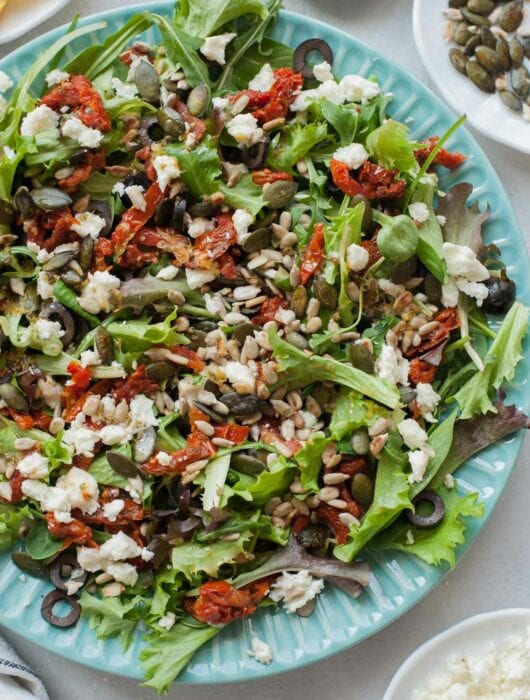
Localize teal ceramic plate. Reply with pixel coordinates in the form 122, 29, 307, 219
0, 2, 528, 685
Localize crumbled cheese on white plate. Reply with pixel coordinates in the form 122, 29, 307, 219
333, 143, 369, 170
269, 571, 325, 613
187, 216, 215, 239
200, 33, 236, 66
248, 63, 275, 92
313, 61, 334, 82
17, 452, 49, 479
61, 117, 103, 148
124, 184, 146, 211
45, 70, 69, 87
185, 268, 216, 290
156, 265, 179, 280
248, 635, 273, 665
35, 318, 64, 341
376, 344, 410, 387
415, 383, 441, 423
152, 154, 181, 191
232, 208, 254, 244
408, 201, 430, 224
227, 113, 264, 147
111, 77, 138, 100
20, 105, 60, 137
77, 270, 121, 314
346, 243, 369, 272
71, 211, 106, 240
0, 71, 13, 93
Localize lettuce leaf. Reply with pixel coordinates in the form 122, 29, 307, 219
294, 432, 331, 492
106, 311, 188, 352
366, 120, 419, 175
230, 454, 296, 505
175, 0, 267, 38
0, 416, 71, 470
437, 182, 488, 255
453, 301, 529, 419
267, 122, 328, 172
201, 454, 231, 512
329, 388, 388, 441
156, 413, 186, 452
371, 487, 484, 568
270, 329, 401, 409
220, 174, 264, 216
171, 530, 253, 580
320, 100, 358, 146
0, 504, 33, 551
88, 445, 130, 489
412, 173, 446, 282
79, 590, 142, 648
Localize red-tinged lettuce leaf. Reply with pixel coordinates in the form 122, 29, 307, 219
437, 182, 489, 255
431, 400, 529, 489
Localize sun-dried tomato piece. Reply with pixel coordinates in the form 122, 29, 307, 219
168, 346, 205, 373
414, 137, 466, 171
358, 161, 406, 200
252, 169, 294, 186
46, 513, 97, 547
404, 308, 460, 359
8, 470, 25, 504
409, 358, 437, 385
112, 365, 159, 403
359, 236, 382, 269
257, 417, 302, 456
112, 182, 164, 258
339, 484, 364, 519
251, 68, 304, 123
189, 406, 212, 426
252, 295, 287, 326
67, 362, 91, 392
25, 208, 78, 252
336, 458, 368, 478
316, 502, 350, 544
141, 428, 216, 476
32, 411, 52, 431
292, 514, 310, 535
73, 454, 94, 470
58, 149, 107, 194
172, 99, 206, 144
191, 213, 237, 269
133, 228, 191, 266
213, 424, 250, 444
218, 253, 239, 279
330, 159, 364, 197
76, 488, 145, 528
7, 410, 35, 431
63, 379, 112, 423
92, 238, 114, 271
41, 74, 111, 131
118, 244, 159, 269
299, 223, 325, 286
185, 580, 270, 625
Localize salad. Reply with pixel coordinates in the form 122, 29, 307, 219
0, 0, 528, 692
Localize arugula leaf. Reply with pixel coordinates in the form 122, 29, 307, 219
270, 329, 401, 409
218, 37, 292, 92
437, 182, 488, 255
412, 173, 446, 282
267, 122, 328, 172
453, 302, 529, 419
106, 311, 188, 352
231, 455, 296, 505
171, 531, 253, 580
334, 433, 411, 562
366, 120, 419, 175
0, 504, 32, 551
372, 487, 483, 568
294, 432, 330, 492
175, 0, 267, 38
140, 622, 220, 694
329, 388, 388, 440
320, 100, 358, 146
79, 590, 141, 648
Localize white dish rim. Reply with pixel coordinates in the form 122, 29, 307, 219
0, 0, 72, 45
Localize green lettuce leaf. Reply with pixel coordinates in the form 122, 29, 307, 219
195, 513, 288, 546
106, 311, 188, 352
201, 454, 231, 512
437, 182, 488, 255
175, 0, 267, 38
79, 590, 142, 648
329, 388, 388, 440
270, 329, 401, 409
372, 487, 484, 568
88, 445, 130, 489
0, 416, 71, 470
220, 174, 264, 216
453, 301, 529, 419
167, 136, 221, 197
412, 173, 447, 282
0, 504, 33, 551
320, 100, 357, 146
267, 122, 328, 172
231, 454, 296, 505
294, 432, 330, 492
366, 120, 418, 175
156, 413, 186, 452
409, 410, 457, 498
171, 531, 253, 580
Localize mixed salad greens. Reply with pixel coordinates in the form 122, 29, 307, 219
0, 0, 528, 692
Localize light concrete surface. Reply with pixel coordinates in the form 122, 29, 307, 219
0, 1, 528, 699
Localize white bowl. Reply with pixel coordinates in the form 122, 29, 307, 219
383, 608, 530, 700
0, 0, 71, 45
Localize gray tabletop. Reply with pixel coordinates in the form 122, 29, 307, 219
1, 1, 529, 698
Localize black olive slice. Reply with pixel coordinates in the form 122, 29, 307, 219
49, 553, 87, 592
294, 38, 334, 79
482, 276, 516, 314
41, 589, 81, 627
241, 139, 269, 169
405, 490, 445, 529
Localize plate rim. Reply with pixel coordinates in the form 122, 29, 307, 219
0, 1, 528, 685
0, 0, 72, 46
412, 0, 530, 156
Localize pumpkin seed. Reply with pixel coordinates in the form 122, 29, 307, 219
480, 26, 496, 51
523, 38, 530, 61
499, 89, 522, 111
79, 236, 94, 271
233, 322, 259, 345
509, 37, 524, 67
264, 180, 298, 208
424, 273, 442, 305
230, 453, 266, 476
466, 59, 495, 92
11, 552, 48, 578
42, 250, 76, 272
467, 0, 494, 16
500, 1, 523, 33
391, 256, 417, 284
464, 34, 481, 56
0, 384, 28, 412
134, 426, 157, 463
145, 361, 177, 380
187, 328, 207, 350
512, 65, 530, 98
187, 201, 218, 218
495, 36, 512, 71
157, 106, 186, 137
242, 226, 271, 253
461, 7, 491, 26
186, 84, 209, 117
312, 278, 337, 309
94, 326, 114, 364
30, 187, 72, 211
107, 452, 139, 478
14, 186, 36, 217
134, 60, 160, 103
450, 48, 468, 74
60, 269, 82, 288
219, 391, 266, 416
291, 285, 308, 318
349, 344, 375, 374
475, 45, 504, 75
454, 22, 472, 46
351, 473, 374, 507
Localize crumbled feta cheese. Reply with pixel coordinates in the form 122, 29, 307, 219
62, 413, 100, 458
227, 113, 264, 146
270, 571, 325, 613
378, 279, 405, 297
376, 344, 410, 386
187, 216, 215, 239
339, 74, 380, 103
100, 531, 143, 561
45, 70, 69, 87
62, 117, 103, 148
436, 214, 447, 226
333, 143, 369, 170
408, 447, 431, 484
200, 33, 236, 66
20, 479, 48, 503
408, 202, 430, 223
415, 383, 441, 423
17, 453, 49, 479
129, 394, 159, 431
35, 318, 64, 340
111, 77, 138, 100
248, 63, 275, 91
441, 279, 460, 308
77, 547, 107, 572
346, 243, 370, 272
156, 265, 179, 280
158, 612, 176, 630
442, 242, 489, 282
456, 280, 489, 306
212, 97, 229, 111
36, 271, 55, 301
313, 61, 334, 82
152, 154, 181, 191
56, 466, 99, 515
398, 418, 428, 450
79, 349, 101, 367
248, 635, 273, 665
124, 184, 146, 212
232, 208, 254, 244
0, 482, 13, 502
224, 361, 256, 393
78, 270, 121, 314
20, 105, 60, 137
99, 424, 129, 446
0, 71, 13, 92
157, 452, 171, 466
112, 181, 125, 196
106, 562, 139, 586
71, 211, 106, 240
291, 80, 344, 111
444, 474, 455, 489
185, 267, 216, 289
102, 499, 125, 523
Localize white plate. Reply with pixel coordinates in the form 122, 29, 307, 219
383, 608, 530, 699
413, 0, 530, 155
0, 0, 71, 45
